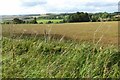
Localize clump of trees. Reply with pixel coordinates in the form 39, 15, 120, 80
13, 18, 25, 24
64, 12, 90, 23
30, 17, 38, 24
12, 17, 38, 24
90, 12, 111, 22
90, 12, 120, 22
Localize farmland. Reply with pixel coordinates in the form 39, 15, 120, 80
2, 21, 120, 78
37, 19, 63, 24
2, 21, 118, 45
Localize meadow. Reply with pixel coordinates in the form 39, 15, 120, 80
2, 21, 118, 45
37, 19, 63, 24
2, 21, 120, 78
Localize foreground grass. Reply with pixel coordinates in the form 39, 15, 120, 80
2, 36, 120, 78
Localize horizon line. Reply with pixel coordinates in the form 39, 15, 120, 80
1, 11, 119, 16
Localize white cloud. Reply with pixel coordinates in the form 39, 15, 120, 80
0, 0, 24, 15
0, 0, 119, 15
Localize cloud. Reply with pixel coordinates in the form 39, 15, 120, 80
85, 2, 117, 7
42, 0, 118, 13
21, 0, 47, 7
0, 0, 119, 15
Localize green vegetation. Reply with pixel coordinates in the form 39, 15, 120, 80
2, 36, 120, 78
30, 17, 38, 24
13, 18, 25, 24
2, 12, 120, 24
65, 12, 90, 23
2, 21, 119, 78
37, 19, 63, 24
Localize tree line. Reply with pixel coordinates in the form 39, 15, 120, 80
2, 12, 120, 24
12, 17, 38, 24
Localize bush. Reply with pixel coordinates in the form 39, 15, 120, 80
46, 21, 53, 24
39, 22, 43, 24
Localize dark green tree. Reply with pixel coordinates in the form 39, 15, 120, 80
32, 17, 38, 24
67, 12, 90, 22
13, 18, 24, 24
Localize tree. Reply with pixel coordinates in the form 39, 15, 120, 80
13, 18, 24, 24
67, 12, 90, 22
31, 17, 38, 24
46, 21, 53, 24
83, 13, 90, 22
101, 12, 110, 18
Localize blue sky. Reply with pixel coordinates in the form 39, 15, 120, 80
0, 0, 119, 15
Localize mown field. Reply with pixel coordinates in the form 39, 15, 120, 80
2, 21, 120, 78
37, 19, 63, 24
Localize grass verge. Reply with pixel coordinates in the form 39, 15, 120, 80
2, 36, 120, 78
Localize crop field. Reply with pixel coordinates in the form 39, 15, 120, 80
37, 19, 63, 24
2, 21, 118, 45
2, 21, 120, 78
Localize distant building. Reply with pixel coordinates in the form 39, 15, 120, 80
99, 17, 110, 22
114, 15, 120, 18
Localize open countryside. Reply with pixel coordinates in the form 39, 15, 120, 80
2, 21, 118, 45
2, 19, 120, 78
1, 1, 120, 78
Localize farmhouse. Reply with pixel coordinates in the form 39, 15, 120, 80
114, 15, 120, 18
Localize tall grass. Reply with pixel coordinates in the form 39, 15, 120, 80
2, 35, 120, 78
2, 22, 120, 78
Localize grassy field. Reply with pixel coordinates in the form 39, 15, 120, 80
37, 19, 63, 24
2, 21, 118, 45
2, 21, 120, 78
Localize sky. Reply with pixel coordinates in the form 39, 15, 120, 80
0, 0, 119, 15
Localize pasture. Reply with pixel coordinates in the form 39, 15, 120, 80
37, 19, 63, 24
